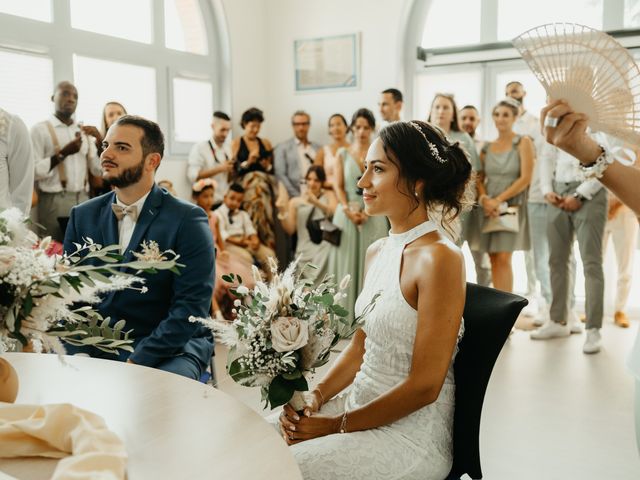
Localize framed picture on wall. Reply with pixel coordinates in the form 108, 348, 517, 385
294, 33, 360, 91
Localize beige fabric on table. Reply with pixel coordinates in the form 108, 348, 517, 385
0, 403, 126, 480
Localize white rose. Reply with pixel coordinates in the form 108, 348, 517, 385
0, 246, 16, 275
270, 317, 309, 352
236, 285, 249, 296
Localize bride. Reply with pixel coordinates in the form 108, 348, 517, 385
277, 120, 472, 479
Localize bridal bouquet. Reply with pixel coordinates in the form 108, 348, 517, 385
0, 208, 180, 355
191, 258, 380, 410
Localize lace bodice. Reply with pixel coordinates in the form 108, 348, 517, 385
349, 220, 463, 445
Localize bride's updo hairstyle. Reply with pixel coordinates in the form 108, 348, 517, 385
378, 120, 472, 223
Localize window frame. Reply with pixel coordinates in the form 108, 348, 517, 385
0, 0, 229, 157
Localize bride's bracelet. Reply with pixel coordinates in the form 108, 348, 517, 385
579, 145, 613, 180
338, 411, 348, 434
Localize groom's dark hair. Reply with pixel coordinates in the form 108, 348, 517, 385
113, 115, 165, 160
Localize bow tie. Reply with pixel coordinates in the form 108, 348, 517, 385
111, 203, 139, 221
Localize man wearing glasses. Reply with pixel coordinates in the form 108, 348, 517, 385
274, 110, 321, 198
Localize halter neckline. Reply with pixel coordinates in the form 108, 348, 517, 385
387, 220, 438, 245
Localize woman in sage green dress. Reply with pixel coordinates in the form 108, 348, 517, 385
328, 108, 388, 323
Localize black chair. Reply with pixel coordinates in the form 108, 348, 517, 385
446, 283, 528, 480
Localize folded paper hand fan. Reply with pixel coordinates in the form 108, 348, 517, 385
513, 23, 640, 144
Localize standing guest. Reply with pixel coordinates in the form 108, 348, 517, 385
279, 165, 337, 284
328, 108, 388, 323
0, 107, 34, 215
532, 134, 610, 354
476, 99, 534, 293
87, 101, 128, 198
192, 178, 254, 320
31, 81, 102, 241
378, 88, 403, 127
459, 104, 492, 287
230, 107, 278, 249
459, 105, 483, 153
427, 94, 479, 243
314, 114, 350, 189
215, 183, 276, 280
274, 111, 321, 198
277, 120, 471, 480
604, 192, 638, 328
63, 115, 214, 379
187, 111, 234, 208
506, 81, 548, 315
100, 101, 127, 137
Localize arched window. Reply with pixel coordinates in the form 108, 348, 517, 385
0, 0, 228, 156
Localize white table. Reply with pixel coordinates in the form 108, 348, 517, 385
0, 353, 302, 480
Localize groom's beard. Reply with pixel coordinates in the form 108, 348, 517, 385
104, 159, 145, 189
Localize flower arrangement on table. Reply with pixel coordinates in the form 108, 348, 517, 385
191, 257, 380, 410
0, 208, 180, 355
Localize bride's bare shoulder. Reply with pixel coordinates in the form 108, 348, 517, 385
405, 234, 464, 277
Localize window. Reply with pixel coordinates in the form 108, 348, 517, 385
0, 0, 51, 22
73, 55, 157, 128
0, 50, 53, 128
414, 69, 483, 121
421, 0, 481, 49
172, 77, 212, 143
165, 0, 208, 55
497, 0, 603, 40
70, 0, 152, 44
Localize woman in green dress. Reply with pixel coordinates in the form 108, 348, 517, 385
328, 108, 388, 322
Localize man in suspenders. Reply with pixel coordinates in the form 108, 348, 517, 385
30, 81, 101, 241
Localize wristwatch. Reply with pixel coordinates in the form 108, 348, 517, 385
572, 192, 587, 202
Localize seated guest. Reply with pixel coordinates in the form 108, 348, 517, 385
274, 110, 321, 198
314, 114, 350, 189
31, 81, 102, 241
215, 183, 276, 280
230, 107, 278, 249
157, 179, 177, 196
63, 115, 215, 380
187, 111, 234, 209
192, 179, 255, 320
278, 165, 337, 284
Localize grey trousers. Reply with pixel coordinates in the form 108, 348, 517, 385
547, 181, 607, 329
37, 190, 88, 242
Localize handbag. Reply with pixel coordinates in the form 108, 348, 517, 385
306, 206, 342, 246
482, 206, 520, 234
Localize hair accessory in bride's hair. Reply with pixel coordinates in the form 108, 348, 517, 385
409, 121, 447, 164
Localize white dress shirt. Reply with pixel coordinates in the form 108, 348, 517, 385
187, 138, 231, 203
514, 110, 546, 203
0, 108, 34, 214
296, 139, 316, 194
538, 132, 617, 200
214, 204, 256, 242
115, 191, 150, 254
31, 115, 100, 193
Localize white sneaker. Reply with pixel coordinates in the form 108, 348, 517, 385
583, 328, 602, 354
533, 300, 549, 327
522, 296, 539, 317
569, 311, 583, 334
530, 321, 570, 340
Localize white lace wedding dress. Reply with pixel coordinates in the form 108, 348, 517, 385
290, 220, 464, 480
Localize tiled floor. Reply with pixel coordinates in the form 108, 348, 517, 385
213, 316, 640, 480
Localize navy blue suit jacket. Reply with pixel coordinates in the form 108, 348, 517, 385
63, 184, 215, 368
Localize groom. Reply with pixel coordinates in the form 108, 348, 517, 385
63, 115, 215, 380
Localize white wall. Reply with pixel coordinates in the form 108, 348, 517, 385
256, 0, 411, 145
163, 0, 414, 198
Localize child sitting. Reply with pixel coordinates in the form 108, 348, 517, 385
192, 179, 254, 319
215, 183, 276, 280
